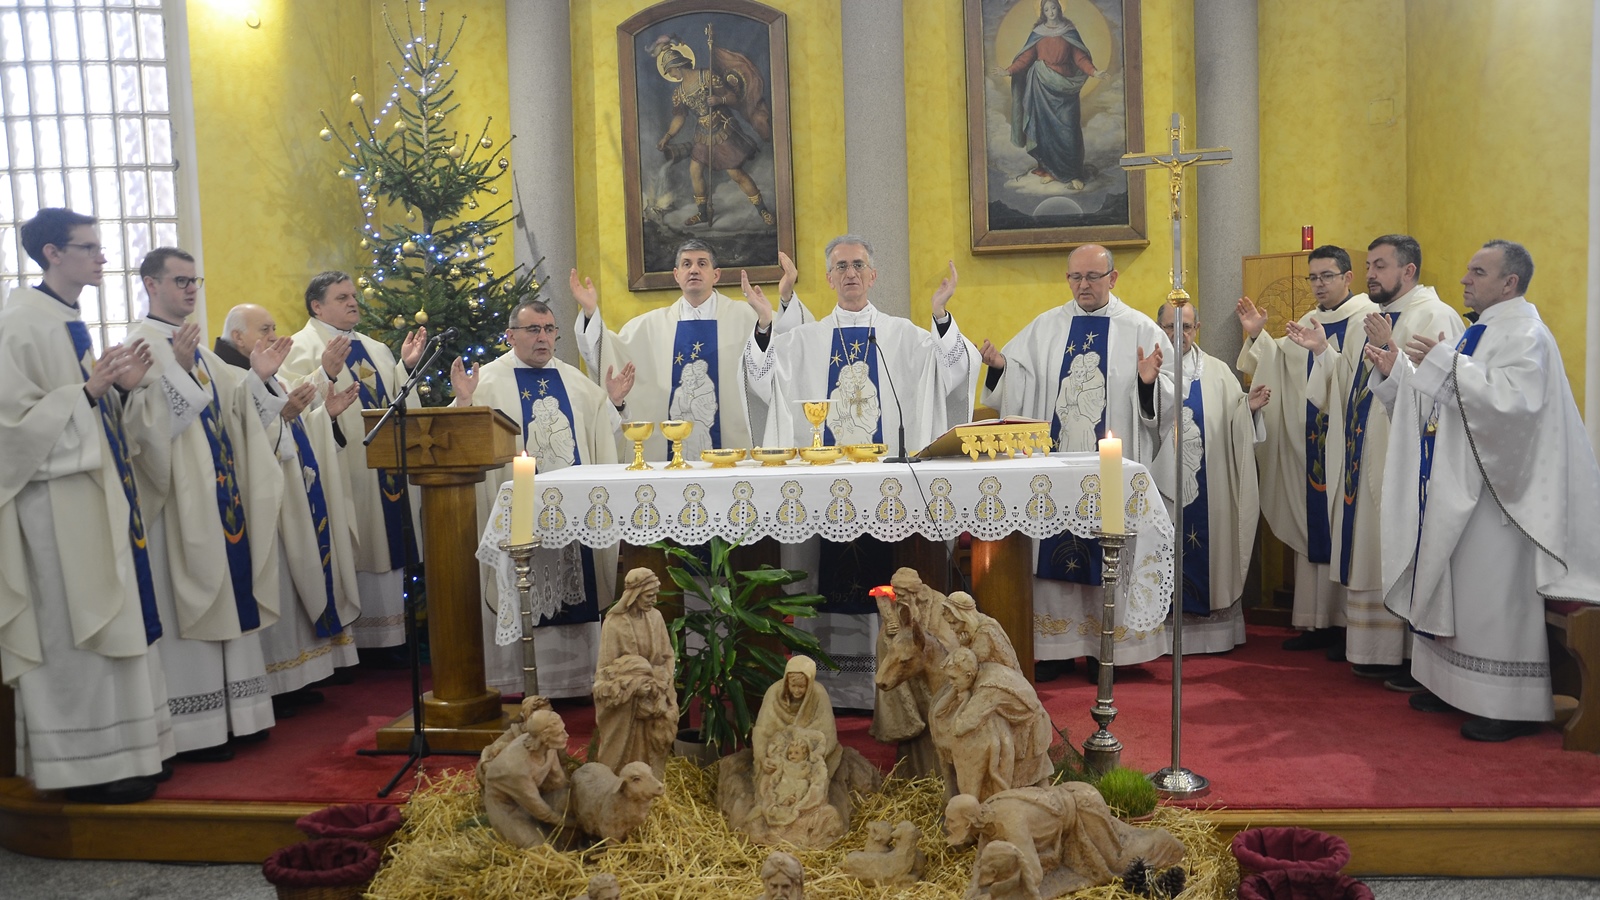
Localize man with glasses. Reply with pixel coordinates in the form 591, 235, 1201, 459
1149, 302, 1271, 654
740, 235, 978, 708
1236, 246, 1376, 659
125, 247, 285, 761
281, 272, 427, 655
0, 208, 170, 803
452, 299, 628, 698
1286, 235, 1464, 687
979, 243, 1174, 677
571, 240, 811, 461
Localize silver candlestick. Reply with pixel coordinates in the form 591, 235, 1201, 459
1083, 529, 1134, 775
499, 539, 540, 698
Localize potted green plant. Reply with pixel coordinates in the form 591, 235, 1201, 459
656, 537, 835, 760
1094, 766, 1160, 820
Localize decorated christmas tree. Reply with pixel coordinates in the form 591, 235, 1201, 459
320, 1, 537, 406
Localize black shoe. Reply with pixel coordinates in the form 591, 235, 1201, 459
1461, 717, 1543, 742
150, 760, 175, 783
1282, 630, 1332, 651
1352, 663, 1403, 680
1324, 628, 1348, 661
1384, 672, 1427, 693
313, 668, 356, 687
63, 776, 157, 804
1409, 691, 1454, 713
270, 697, 300, 718
174, 744, 234, 763
1033, 658, 1076, 682
231, 730, 270, 745
358, 646, 411, 670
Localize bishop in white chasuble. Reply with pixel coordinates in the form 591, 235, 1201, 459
458, 300, 623, 698
1, 257, 171, 795
1150, 305, 1267, 654
1293, 237, 1464, 671
125, 250, 281, 752
573, 242, 810, 461
282, 271, 425, 650
1237, 253, 1376, 640
1373, 241, 1600, 738
216, 304, 361, 697
980, 245, 1174, 667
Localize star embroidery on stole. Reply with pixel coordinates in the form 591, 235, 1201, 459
521, 389, 532, 400
1064, 558, 1081, 573
849, 339, 864, 358
675, 352, 686, 365
537, 377, 549, 396
1187, 525, 1202, 548
1064, 340, 1077, 355
831, 352, 843, 366
1081, 330, 1100, 348
690, 341, 704, 358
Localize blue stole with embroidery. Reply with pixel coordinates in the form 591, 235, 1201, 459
671, 320, 721, 448
1410, 324, 1485, 608
1178, 375, 1211, 615
193, 352, 259, 631
343, 339, 417, 568
513, 367, 599, 626
1304, 317, 1351, 565
824, 326, 884, 445
287, 418, 343, 638
1037, 315, 1109, 585
67, 322, 161, 644
1336, 310, 1401, 585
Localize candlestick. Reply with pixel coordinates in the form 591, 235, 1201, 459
510, 453, 536, 545
1099, 434, 1125, 534
1083, 528, 1134, 775
499, 539, 540, 698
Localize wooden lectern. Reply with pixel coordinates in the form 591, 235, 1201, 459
363, 406, 519, 749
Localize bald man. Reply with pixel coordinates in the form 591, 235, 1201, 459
216, 304, 363, 708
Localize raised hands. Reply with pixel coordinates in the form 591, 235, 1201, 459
172, 322, 202, 372
1284, 318, 1328, 355
250, 335, 295, 380
281, 382, 316, 421
401, 326, 428, 370
321, 334, 352, 379
1248, 382, 1272, 412
1136, 343, 1164, 385
449, 356, 479, 406
325, 382, 361, 419
85, 341, 152, 399
570, 268, 599, 317
979, 338, 1006, 371
777, 251, 798, 305
931, 260, 959, 320
115, 339, 153, 391
1235, 296, 1268, 339
1364, 341, 1399, 378
741, 269, 775, 328
606, 362, 636, 407
1405, 331, 1446, 367
1364, 312, 1394, 351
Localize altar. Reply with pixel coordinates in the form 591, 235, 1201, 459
477, 452, 1176, 682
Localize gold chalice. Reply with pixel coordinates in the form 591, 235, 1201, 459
660, 419, 693, 470
844, 442, 888, 463
622, 420, 655, 471
701, 448, 748, 469
752, 447, 797, 467
800, 446, 843, 466
802, 399, 831, 449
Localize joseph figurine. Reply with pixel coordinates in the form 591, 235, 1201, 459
592, 568, 678, 778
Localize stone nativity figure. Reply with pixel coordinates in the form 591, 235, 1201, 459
757, 851, 805, 900
930, 647, 1054, 802
944, 782, 1186, 899
572, 873, 620, 900
593, 567, 678, 779
840, 819, 925, 886
478, 708, 572, 848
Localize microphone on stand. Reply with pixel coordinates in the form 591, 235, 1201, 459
868, 332, 923, 464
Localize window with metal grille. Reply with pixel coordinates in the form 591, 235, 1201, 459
0, 0, 197, 350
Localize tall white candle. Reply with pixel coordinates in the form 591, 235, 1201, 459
1099, 433, 1125, 534
510, 452, 537, 545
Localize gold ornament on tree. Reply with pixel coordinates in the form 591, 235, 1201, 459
363, 287, 376, 300
402, 240, 419, 253
446, 145, 463, 159
350, 92, 364, 106
414, 309, 429, 325
497, 157, 508, 170
480, 136, 493, 149
319, 128, 333, 142
391, 315, 406, 329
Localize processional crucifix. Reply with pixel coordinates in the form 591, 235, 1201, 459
1119, 112, 1231, 798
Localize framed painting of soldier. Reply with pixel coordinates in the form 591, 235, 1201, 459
618, 0, 796, 291
964, 0, 1148, 252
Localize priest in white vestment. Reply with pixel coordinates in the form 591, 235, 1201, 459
1236, 245, 1376, 654
454, 299, 627, 698
0, 209, 171, 802
980, 244, 1176, 669
125, 248, 281, 758
742, 235, 979, 707
1288, 235, 1464, 684
216, 305, 362, 702
1369, 240, 1600, 741
572, 239, 810, 460
1149, 303, 1268, 653
281, 271, 427, 650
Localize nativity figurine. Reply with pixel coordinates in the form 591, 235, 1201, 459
840, 819, 925, 886
593, 567, 678, 779
572, 873, 620, 900
930, 647, 1054, 801
478, 709, 571, 848
757, 851, 805, 899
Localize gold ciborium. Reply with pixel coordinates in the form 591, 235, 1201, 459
844, 442, 887, 463
802, 399, 831, 449
660, 419, 693, 470
752, 447, 797, 467
701, 448, 748, 469
622, 421, 655, 471
800, 446, 843, 466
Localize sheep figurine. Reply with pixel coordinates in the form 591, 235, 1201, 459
841, 820, 925, 885
568, 760, 665, 841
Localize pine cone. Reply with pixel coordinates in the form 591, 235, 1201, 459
1154, 865, 1187, 897
1120, 857, 1149, 895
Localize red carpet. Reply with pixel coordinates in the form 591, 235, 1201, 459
153, 626, 1600, 809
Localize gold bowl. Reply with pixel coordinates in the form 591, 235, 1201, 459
799, 446, 843, 466
752, 447, 797, 467
844, 442, 887, 462
701, 448, 749, 469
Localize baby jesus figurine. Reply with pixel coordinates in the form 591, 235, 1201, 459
754, 726, 841, 843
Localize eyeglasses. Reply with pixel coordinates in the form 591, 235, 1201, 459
1067, 271, 1110, 285
831, 260, 872, 274
1303, 272, 1345, 285
58, 241, 104, 255
167, 275, 204, 289
1163, 321, 1198, 333
508, 324, 559, 335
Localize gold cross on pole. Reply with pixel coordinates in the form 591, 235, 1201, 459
1119, 113, 1231, 304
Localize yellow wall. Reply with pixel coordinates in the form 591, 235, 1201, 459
570, 0, 847, 326
1405, 0, 1591, 406
904, 0, 1196, 354
1257, 0, 1408, 257
187, 0, 510, 338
